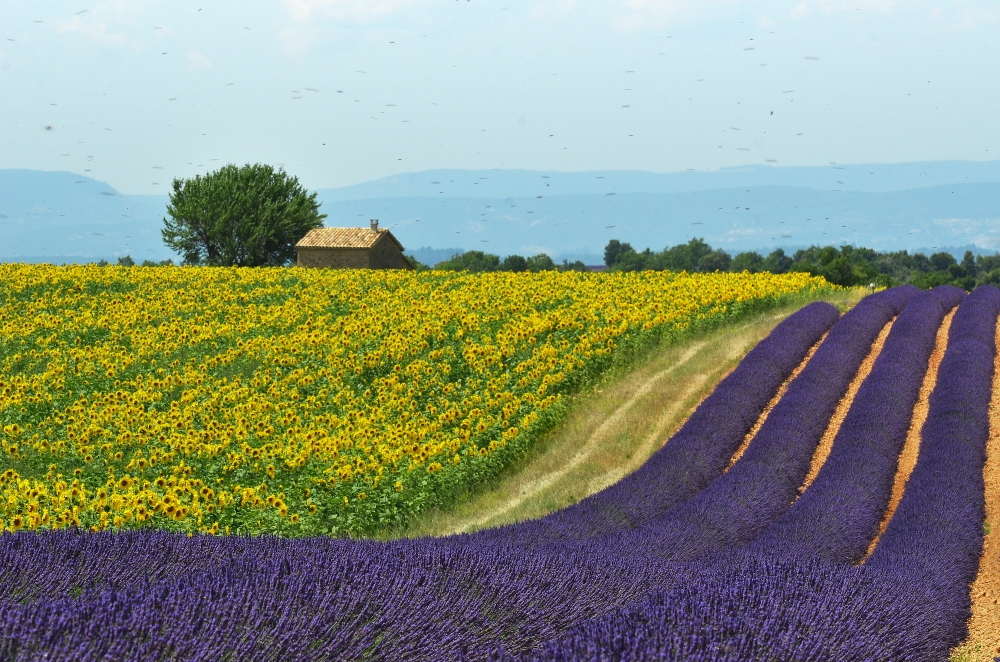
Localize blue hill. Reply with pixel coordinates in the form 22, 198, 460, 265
0, 170, 174, 263
319, 160, 1000, 200
2, 163, 999, 265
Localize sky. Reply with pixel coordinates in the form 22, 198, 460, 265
1, 0, 998, 195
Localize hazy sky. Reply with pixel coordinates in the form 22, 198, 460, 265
1, 0, 997, 194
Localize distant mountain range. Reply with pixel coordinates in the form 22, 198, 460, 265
2, 161, 999, 266
0, 170, 173, 264
321, 161, 1000, 200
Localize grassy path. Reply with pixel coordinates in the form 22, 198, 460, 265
457, 341, 709, 533
390, 289, 865, 539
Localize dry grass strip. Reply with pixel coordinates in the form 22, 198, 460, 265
861, 309, 955, 562
951, 316, 1000, 662
795, 317, 895, 497
454, 344, 708, 532
579, 373, 709, 502
723, 331, 829, 472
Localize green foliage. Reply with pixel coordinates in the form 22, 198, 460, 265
614, 247, 653, 272
696, 249, 731, 273
502, 254, 528, 271
434, 250, 502, 272
602, 239, 1000, 291
97, 258, 173, 268
659, 238, 714, 271
731, 251, 764, 273
604, 238, 731, 273
404, 255, 430, 271
560, 259, 589, 272
525, 253, 556, 272
423, 237, 997, 290
604, 240, 634, 268
161, 163, 326, 267
762, 248, 793, 274
435, 251, 566, 273
929, 251, 957, 272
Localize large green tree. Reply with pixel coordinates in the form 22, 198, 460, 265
161, 163, 326, 266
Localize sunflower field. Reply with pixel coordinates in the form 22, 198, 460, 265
0, 264, 834, 536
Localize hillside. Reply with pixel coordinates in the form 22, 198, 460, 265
2, 161, 999, 265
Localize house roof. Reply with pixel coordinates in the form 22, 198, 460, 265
295, 227, 405, 252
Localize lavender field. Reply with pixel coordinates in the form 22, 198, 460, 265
2, 284, 998, 660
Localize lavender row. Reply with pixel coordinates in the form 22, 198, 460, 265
868, 284, 1000, 648
0, 531, 681, 660
494, 553, 944, 661
577, 283, 925, 564
749, 286, 963, 563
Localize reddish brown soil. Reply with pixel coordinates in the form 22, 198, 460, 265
862, 309, 954, 561
723, 331, 828, 472
797, 318, 895, 496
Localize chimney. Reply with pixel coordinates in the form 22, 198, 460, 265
370, 218, 379, 231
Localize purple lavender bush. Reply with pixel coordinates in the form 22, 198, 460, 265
0, 531, 689, 660
868, 284, 1000, 648
492, 553, 946, 662
748, 287, 959, 563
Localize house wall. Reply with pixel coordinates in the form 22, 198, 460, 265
368, 235, 414, 270
297, 248, 369, 269
296, 236, 413, 270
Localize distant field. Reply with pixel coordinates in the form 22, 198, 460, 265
0, 265, 833, 537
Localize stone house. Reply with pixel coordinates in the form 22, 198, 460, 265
295, 219, 413, 270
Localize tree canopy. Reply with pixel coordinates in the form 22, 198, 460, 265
161, 163, 326, 267
433, 250, 576, 272
600, 237, 1000, 291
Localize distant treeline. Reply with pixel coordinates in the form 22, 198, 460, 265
603, 238, 1000, 290
429, 238, 1000, 290
98, 256, 175, 267
418, 252, 589, 273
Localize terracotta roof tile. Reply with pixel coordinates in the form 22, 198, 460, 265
296, 227, 397, 249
